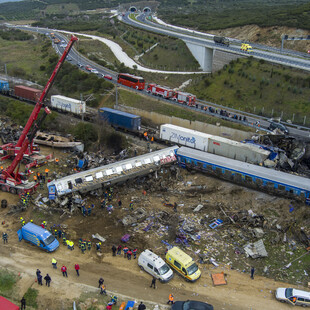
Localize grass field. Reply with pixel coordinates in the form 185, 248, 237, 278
187, 58, 310, 125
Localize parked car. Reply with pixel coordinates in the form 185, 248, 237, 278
275, 288, 310, 307
91, 69, 99, 74
85, 66, 93, 71
77, 63, 83, 68
268, 121, 289, 134
97, 73, 105, 78
172, 301, 214, 310
104, 74, 113, 80
138, 249, 173, 282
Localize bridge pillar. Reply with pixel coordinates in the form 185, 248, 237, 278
185, 41, 214, 72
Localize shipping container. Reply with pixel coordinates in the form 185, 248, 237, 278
160, 124, 270, 164
14, 85, 42, 102
51, 95, 86, 115
17, 222, 59, 252
98, 107, 141, 131
0, 80, 9, 92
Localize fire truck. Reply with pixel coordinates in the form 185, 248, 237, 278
173, 91, 196, 106
146, 83, 174, 99
0, 35, 78, 195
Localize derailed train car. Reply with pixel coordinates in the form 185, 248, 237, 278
175, 147, 310, 204
160, 124, 270, 165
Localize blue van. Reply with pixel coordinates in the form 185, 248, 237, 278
17, 222, 59, 252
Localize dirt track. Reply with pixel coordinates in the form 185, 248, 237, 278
0, 213, 299, 310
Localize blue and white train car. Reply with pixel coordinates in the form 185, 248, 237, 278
175, 147, 310, 203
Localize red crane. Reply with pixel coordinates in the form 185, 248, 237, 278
0, 35, 78, 195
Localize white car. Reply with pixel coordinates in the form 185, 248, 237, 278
91, 69, 99, 74
275, 288, 310, 307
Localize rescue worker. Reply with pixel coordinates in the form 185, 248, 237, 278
45, 168, 49, 177
36, 269, 41, 280
22, 220, 25, 226
75, 263, 80, 276
129, 201, 134, 211
167, 294, 174, 305
78, 238, 82, 248
123, 246, 128, 258
20, 296, 26, 310
100, 284, 107, 295
87, 206, 92, 216
44, 274, 51, 287
151, 136, 154, 144
150, 276, 156, 289
62, 232, 67, 245
55, 158, 59, 165
108, 192, 112, 201
66, 239, 70, 249
82, 205, 87, 216
111, 295, 118, 305
20, 217, 24, 225
112, 245, 117, 256
2, 232, 8, 244
81, 241, 86, 254
52, 258, 57, 269
143, 131, 148, 141
87, 240, 92, 251
117, 245, 122, 255
173, 203, 177, 213
127, 249, 132, 260
33, 175, 37, 182
37, 273, 43, 286
40, 223, 45, 229
69, 241, 74, 250
54, 229, 58, 238
43, 220, 47, 227
96, 242, 101, 252
61, 265, 68, 277
101, 198, 106, 209
133, 248, 137, 259
98, 277, 104, 288
30, 219, 33, 223
58, 229, 62, 239
250, 266, 255, 279
118, 199, 122, 208
138, 302, 146, 310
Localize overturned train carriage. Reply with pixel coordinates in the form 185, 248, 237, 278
47, 146, 178, 197
176, 147, 310, 203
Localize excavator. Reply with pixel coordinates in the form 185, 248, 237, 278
0, 35, 78, 195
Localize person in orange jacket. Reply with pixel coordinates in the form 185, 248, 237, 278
167, 294, 174, 305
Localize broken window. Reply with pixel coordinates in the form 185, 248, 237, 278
75, 178, 83, 184
85, 175, 93, 182
278, 184, 285, 191
245, 175, 252, 183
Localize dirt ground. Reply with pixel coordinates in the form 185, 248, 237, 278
0, 138, 309, 310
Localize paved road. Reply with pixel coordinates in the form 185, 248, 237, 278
123, 13, 310, 72
7, 24, 310, 139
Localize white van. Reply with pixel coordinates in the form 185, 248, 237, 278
276, 288, 310, 307
138, 249, 173, 282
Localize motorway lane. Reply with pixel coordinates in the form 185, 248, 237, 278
7, 25, 310, 138
123, 13, 310, 71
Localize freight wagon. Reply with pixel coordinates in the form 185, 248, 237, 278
175, 146, 310, 204
14, 85, 42, 102
51, 95, 86, 115
98, 107, 141, 131
160, 124, 270, 164
146, 83, 174, 99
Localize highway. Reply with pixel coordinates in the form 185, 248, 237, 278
122, 13, 310, 72
7, 24, 310, 139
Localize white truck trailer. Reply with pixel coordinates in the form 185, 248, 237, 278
160, 124, 270, 164
51, 95, 86, 115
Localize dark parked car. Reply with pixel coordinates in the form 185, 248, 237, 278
268, 121, 289, 134
172, 300, 214, 310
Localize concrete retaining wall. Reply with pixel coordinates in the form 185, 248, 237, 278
116, 105, 252, 141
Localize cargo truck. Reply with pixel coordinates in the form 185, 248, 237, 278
213, 36, 230, 46
51, 95, 86, 115
98, 107, 141, 131
17, 222, 59, 252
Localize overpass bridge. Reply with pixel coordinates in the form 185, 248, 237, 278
122, 13, 310, 72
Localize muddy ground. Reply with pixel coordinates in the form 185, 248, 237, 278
0, 134, 310, 309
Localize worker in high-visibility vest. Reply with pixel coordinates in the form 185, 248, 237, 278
45, 168, 49, 177
167, 294, 174, 305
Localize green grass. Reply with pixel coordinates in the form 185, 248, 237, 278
24, 288, 38, 309
187, 58, 310, 125
45, 3, 79, 15
0, 269, 17, 299
102, 88, 252, 131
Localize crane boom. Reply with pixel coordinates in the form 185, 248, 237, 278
16, 35, 78, 148
1, 34, 78, 191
